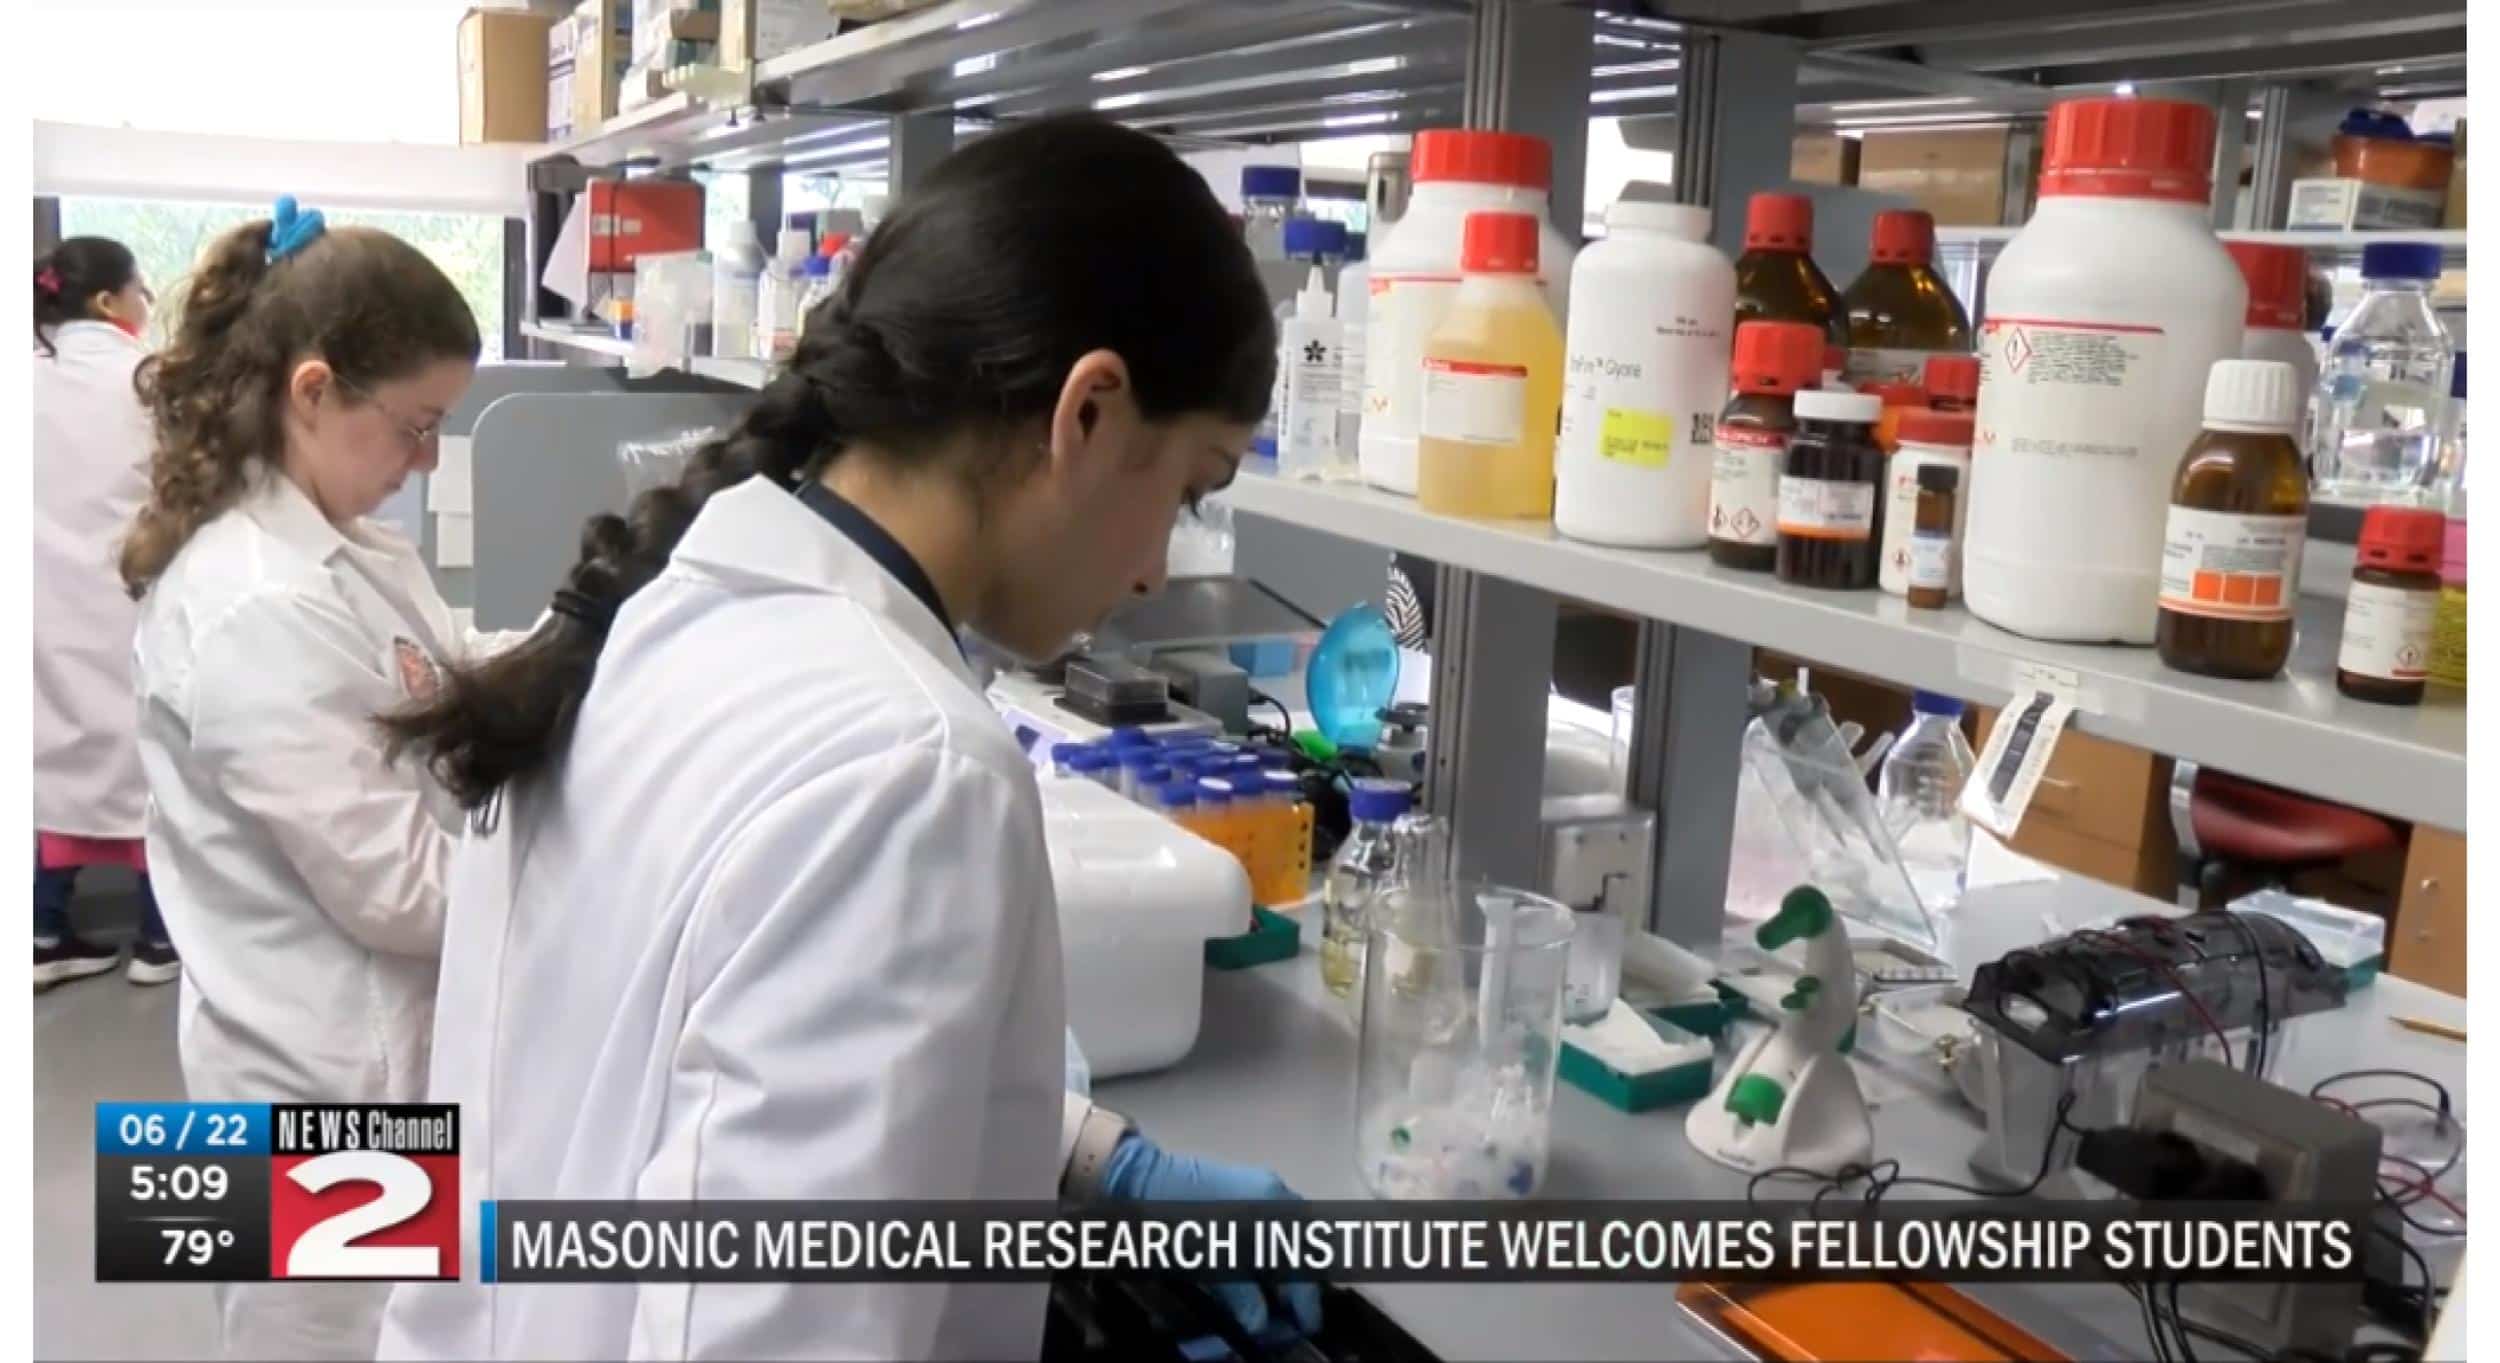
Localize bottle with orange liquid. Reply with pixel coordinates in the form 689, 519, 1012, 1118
1416, 212, 1564, 519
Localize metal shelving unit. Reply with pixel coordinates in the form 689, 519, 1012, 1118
1221, 472, 2464, 832
513, 0, 2471, 935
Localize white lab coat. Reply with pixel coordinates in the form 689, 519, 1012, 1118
133, 470, 477, 1361
33, 322, 152, 837
380, 476, 1066, 1363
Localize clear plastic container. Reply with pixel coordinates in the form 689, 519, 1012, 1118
1321, 780, 1412, 1000
709, 228, 764, 360
2315, 242, 2456, 501
1876, 691, 1975, 916
1356, 880, 1573, 1200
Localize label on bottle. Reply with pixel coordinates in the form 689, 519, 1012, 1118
1337, 320, 1367, 418
2337, 580, 2438, 681
2156, 508, 2306, 621
1420, 358, 1529, 446
1709, 424, 1787, 546
1560, 308, 1730, 473
1975, 317, 2164, 462
1844, 345, 1944, 387
1909, 529, 1953, 591
1776, 474, 1876, 540
1362, 274, 1461, 437
1880, 451, 1968, 595
1279, 323, 1342, 464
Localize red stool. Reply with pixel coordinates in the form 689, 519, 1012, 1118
2170, 762, 2400, 908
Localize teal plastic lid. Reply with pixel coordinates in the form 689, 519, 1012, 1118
1306, 604, 1400, 750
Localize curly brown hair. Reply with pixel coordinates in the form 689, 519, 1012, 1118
120, 219, 480, 597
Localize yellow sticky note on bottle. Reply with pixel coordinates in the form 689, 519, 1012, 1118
1598, 407, 1675, 469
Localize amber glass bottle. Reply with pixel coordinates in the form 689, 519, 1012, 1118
1841, 210, 1972, 385
2156, 361, 2310, 680
2337, 506, 2446, 705
1734, 192, 1845, 346
1776, 389, 1886, 589
1708, 320, 1827, 572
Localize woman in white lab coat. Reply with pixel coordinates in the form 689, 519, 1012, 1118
377, 116, 1311, 1362
123, 202, 484, 1361
33, 236, 178, 988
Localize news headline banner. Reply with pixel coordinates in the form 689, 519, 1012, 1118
485, 1201, 2371, 1286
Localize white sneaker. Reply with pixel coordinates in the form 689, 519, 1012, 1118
125, 939, 180, 987
35, 935, 120, 990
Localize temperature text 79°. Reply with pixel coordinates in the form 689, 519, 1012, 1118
162, 1227, 236, 1266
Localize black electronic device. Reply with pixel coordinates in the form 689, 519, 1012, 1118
1962, 911, 2346, 1066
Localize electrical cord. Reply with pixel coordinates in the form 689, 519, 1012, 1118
2376, 1153, 2468, 1226
2075, 929, 2235, 1058
1246, 689, 1295, 737
2311, 1071, 2455, 1116
2232, 911, 2273, 1077
1742, 1094, 2084, 1211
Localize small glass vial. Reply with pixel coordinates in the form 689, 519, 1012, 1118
1708, 319, 1826, 572
2157, 360, 2311, 681
2337, 506, 2446, 706
1905, 463, 1958, 610
1776, 388, 1886, 590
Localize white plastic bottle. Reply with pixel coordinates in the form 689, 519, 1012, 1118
1336, 233, 1369, 462
1278, 266, 1347, 481
709, 228, 763, 360
1879, 409, 1974, 597
1963, 97, 2248, 644
1554, 200, 1734, 548
794, 253, 837, 338
752, 228, 813, 363
2225, 240, 2319, 448
1360, 129, 1577, 496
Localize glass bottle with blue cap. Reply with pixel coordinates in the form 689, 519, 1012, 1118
1321, 779, 1414, 999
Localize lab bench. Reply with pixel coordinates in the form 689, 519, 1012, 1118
1096, 875, 2469, 1363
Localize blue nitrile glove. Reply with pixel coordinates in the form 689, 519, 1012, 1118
1100, 1131, 1324, 1354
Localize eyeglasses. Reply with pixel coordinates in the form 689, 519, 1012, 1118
333, 374, 443, 451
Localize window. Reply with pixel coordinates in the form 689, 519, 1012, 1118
57, 198, 509, 360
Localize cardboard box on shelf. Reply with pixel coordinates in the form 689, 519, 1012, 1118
1855, 126, 2013, 226
547, 63, 577, 143
1791, 132, 1859, 187
734, 0, 847, 66
459, 7, 558, 144
2288, 177, 2446, 230
2445, 121, 2466, 229
568, 0, 630, 141
635, 3, 722, 63
586, 179, 706, 272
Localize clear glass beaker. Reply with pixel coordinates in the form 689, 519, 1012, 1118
1354, 879, 1574, 1200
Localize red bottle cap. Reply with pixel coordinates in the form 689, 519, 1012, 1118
1744, 192, 1813, 253
2358, 506, 2446, 573
1923, 353, 1980, 405
1865, 380, 1927, 409
2225, 240, 2309, 331
1869, 210, 1936, 266
2040, 97, 2216, 204
1412, 129, 1552, 190
1459, 212, 1540, 275
1731, 320, 1826, 396
1896, 407, 1975, 448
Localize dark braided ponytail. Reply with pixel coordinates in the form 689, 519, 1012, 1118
377, 373, 828, 812
382, 113, 1274, 815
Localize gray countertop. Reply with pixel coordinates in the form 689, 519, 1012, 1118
1096, 877, 2469, 1362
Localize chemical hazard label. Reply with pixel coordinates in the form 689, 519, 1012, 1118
1978, 318, 2166, 463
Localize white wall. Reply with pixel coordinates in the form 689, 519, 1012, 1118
30, 0, 477, 145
